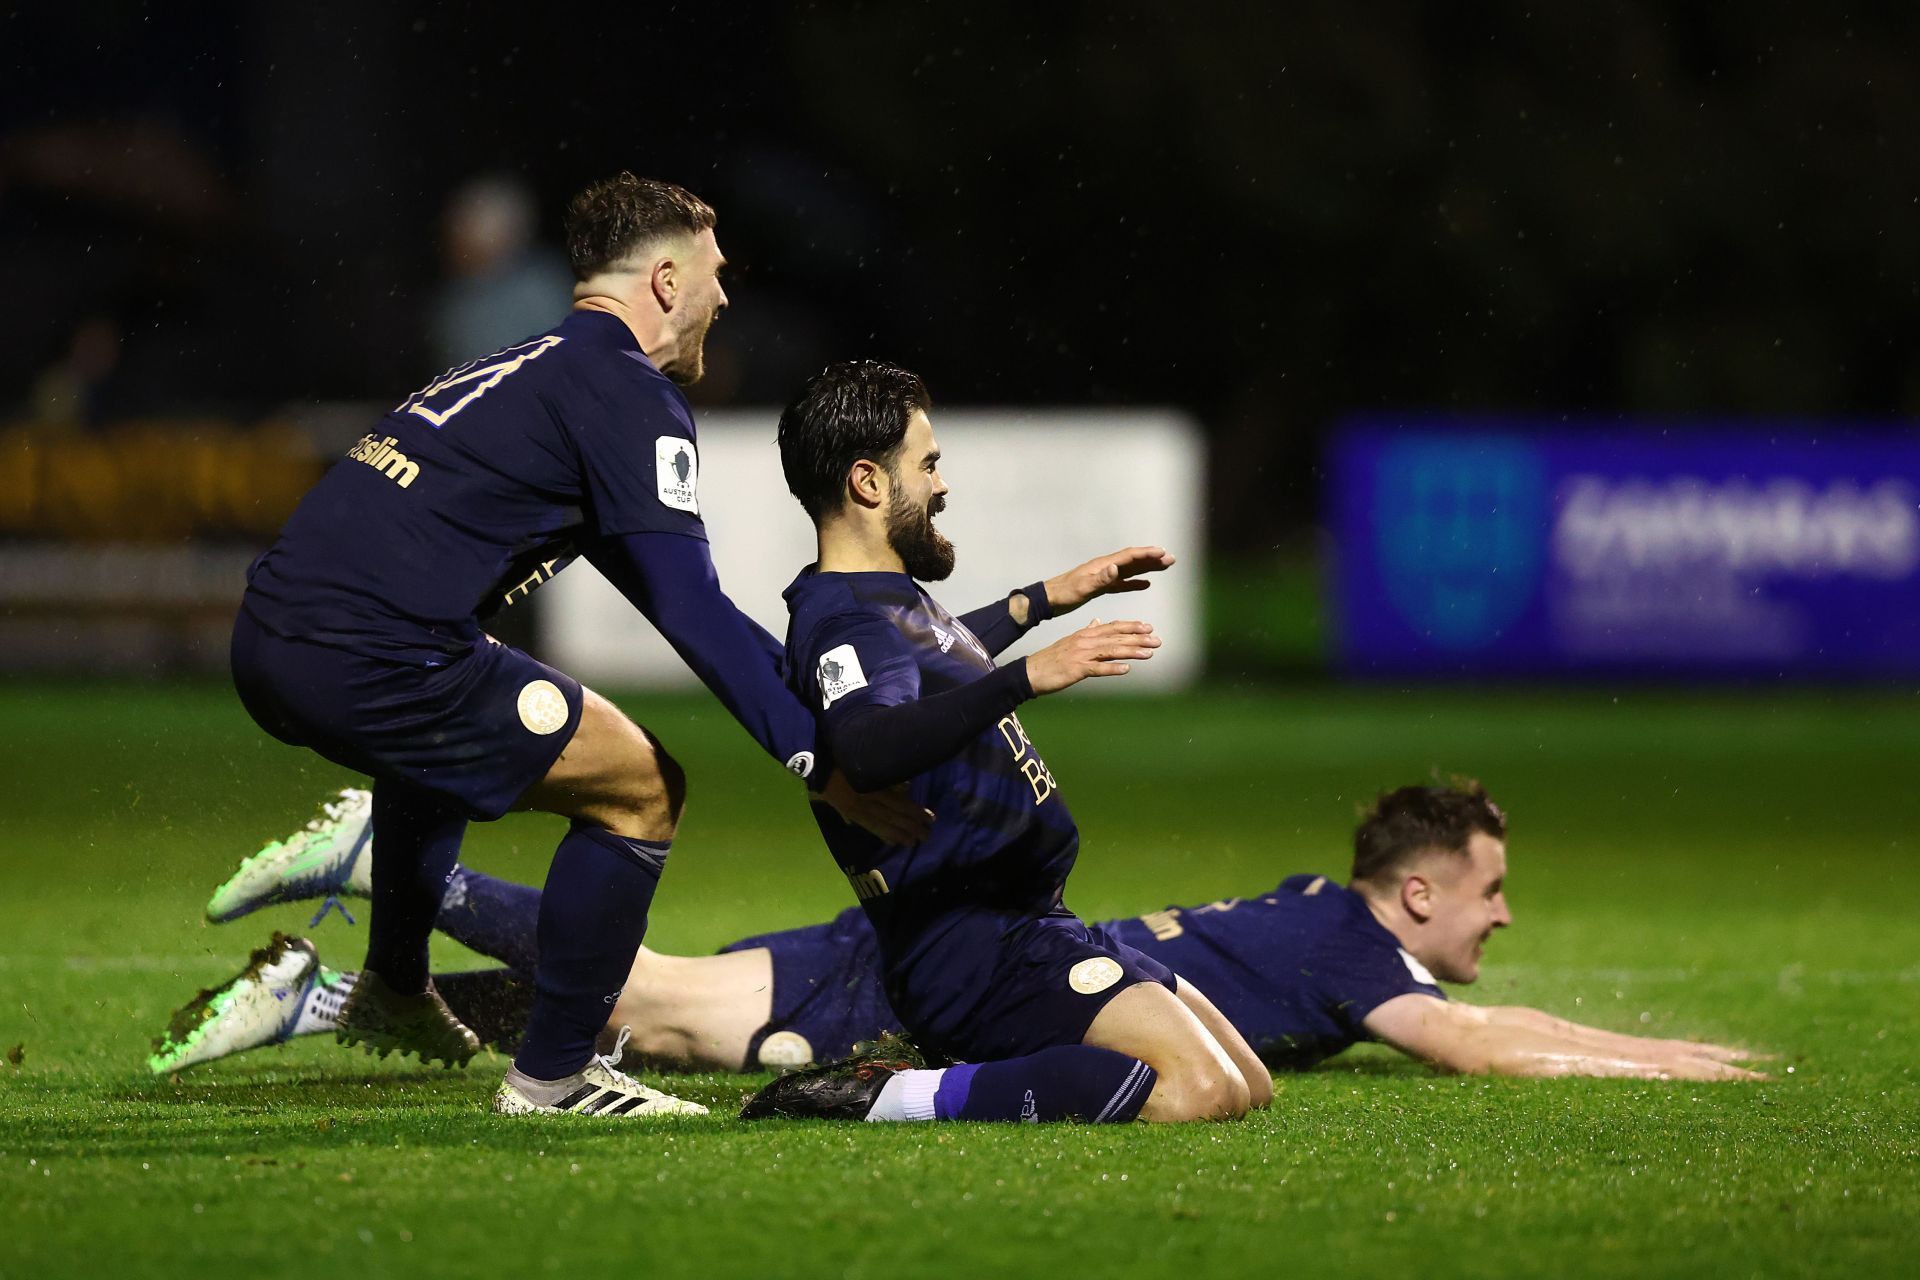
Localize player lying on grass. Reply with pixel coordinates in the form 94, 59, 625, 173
158, 782, 1763, 1084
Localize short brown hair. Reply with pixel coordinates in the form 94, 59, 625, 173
563, 173, 716, 281
1351, 779, 1506, 886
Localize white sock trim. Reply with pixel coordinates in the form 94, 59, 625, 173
865, 1067, 945, 1122
900, 1068, 943, 1120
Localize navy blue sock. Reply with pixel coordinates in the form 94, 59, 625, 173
932, 1045, 1155, 1123
364, 784, 467, 994
437, 865, 541, 973
513, 824, 666, 1080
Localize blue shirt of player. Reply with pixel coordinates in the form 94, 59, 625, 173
243, 309, 818, 778
245, 310, 704, 661
743, 874, 1448, 1071
783, 567, 1077, 999
1102, 874, 1448, 1068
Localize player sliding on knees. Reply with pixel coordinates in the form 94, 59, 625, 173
736, 359, 1267, 1124
164, 783, 1764, 1084
225, 176, 925, 1120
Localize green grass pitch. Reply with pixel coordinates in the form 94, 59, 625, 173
2, 681, 1916, 1278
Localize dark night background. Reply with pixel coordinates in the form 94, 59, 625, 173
3, 1, 1915, 549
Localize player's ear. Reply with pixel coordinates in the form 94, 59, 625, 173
650, 254, 678, 311
847, 458, 887, 510
1401, 873, 1434, 924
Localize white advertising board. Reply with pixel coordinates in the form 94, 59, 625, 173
537, 408, 1204, 690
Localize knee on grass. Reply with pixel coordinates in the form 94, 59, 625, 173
1144, 1061, 1254, 1123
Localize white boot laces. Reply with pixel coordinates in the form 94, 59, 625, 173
598, 1025, 634, 1075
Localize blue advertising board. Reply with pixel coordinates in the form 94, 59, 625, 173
1330, 423, 1920, 676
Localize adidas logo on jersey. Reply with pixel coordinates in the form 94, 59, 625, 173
932, 626, 955, 653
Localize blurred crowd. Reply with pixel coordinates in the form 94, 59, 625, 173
5, 2, 1918, 548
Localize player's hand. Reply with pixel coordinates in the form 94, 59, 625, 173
1630, 1034, 1772, 1065
1660, 1053, 1770, 1082
1661, 1038, 1772, 1064
817, 771, 934, 845
1025, 618, 1160, 694
1042, 547, 1176, 616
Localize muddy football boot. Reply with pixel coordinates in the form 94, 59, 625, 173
206, 789, 373, 923
335, 969, 480, 1068
148, 934, 337, 1073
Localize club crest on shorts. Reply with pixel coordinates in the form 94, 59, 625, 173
757, 1030, 815, 1069
517, 679, 570, 736
655, 435, 699, 514
1068, 956, 1123, 995
817, 644, 869, 707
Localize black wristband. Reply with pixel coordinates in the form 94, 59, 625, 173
1018, 581, 1053, 626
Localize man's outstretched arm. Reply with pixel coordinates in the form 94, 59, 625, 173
589, 532, 931, 843
1362, 994, 1768, 1081
957, 547, 1176, 656
589, 531, 815, 773
955, 583, 1051, 657
825, 617, 1159, 792
1475, 1004, 1759, 1065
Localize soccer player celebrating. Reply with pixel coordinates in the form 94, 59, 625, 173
741, 360, 1270, 1124
161, 785, 1764, 1085
1116, 782, 1762, 1081
226, 176, 923, 1119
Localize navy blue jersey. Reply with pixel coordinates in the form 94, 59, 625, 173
730, 876, 1448, 1070
1103, 874, 1447, 1068
783, 568, 1080, 1005
245, 310, 704, 662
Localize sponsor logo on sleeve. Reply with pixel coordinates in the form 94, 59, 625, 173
655, 435, 699, 514
1398, 947, 1439, 987
817, 644, 869, 707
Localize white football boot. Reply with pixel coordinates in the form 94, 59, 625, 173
148, 934, 340, 1073
493, 1028, 708, 1118
205, 788, 374, 923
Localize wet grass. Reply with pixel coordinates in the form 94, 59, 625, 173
3, 681, 1916, 1278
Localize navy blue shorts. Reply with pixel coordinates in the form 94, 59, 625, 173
230, 607, 583, 821
721, 906, 902, 1070
888, 907, 1178, 1065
